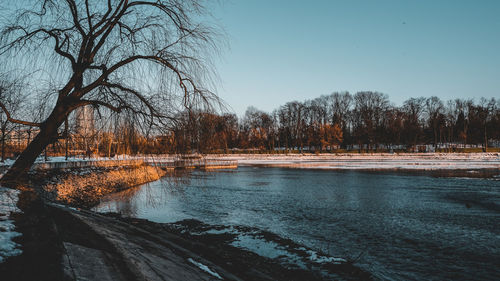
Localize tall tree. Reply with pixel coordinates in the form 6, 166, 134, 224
402, 97, 425, 147
0, 0, 222, 185
425, 96, 444, 148
0, 76, 23, 161
352, 91, 389, 150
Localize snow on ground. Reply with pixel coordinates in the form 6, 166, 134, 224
303, 249, 346, 264
184, 223, 350, 269
1, 153, 499, 171
187, 258, 223, 279
218, 153, 500, 170
0, 155, 176, 167
0, 187, 22, 263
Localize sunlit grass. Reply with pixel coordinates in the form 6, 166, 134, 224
44, 165, 167, 207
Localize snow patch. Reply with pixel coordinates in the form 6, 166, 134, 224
0, 187, 22, 263
231, 234, 290, 259
188, 258, 223, 279
232, 153, 500, 170
306, 250, 346, 264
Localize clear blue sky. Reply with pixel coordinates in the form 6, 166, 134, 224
210, 0, 500, 115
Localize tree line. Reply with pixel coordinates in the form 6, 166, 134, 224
3, 82, 500, 156
169, 92, 500, 153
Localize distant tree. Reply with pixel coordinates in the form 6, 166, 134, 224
319, 123, 343, 151
402, 97, 425, 148
468, 98, 496, 151
352, 92, 389, 150
242, 107, 275, 150
276, 106, 291, 151
382, 106, 404, 148
327, 92, 352, 146
0, 0, 222, 185
276, 102, 305, 152
454, 99, 473, 146
0, 77, 23, 161
425, 96, 444, 148
490, 100, 500, 142
218, 113, 239, 152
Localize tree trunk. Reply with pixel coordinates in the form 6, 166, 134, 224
484, 126, 488, 152
434, 125, 438, 149
65, 119, 69, 160
1, 105, 68, 187
108, 138, 112, 158
1, 126, 6, 162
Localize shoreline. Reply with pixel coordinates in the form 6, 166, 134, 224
39, 165, 167, 208
2, 152, 499, 175
3, 193, 369, 281
211, 153, 500, 173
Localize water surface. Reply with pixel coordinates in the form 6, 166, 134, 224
96, 167, 500, 280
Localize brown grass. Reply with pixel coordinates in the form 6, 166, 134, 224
44, 165, 167, 208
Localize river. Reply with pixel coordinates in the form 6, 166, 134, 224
96, 167, 500, 280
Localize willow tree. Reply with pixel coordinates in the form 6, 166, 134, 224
0, 0, 221, 186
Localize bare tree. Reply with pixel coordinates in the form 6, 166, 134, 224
352, 91, 389, 151
0, 76, 23, 161
0, 0, 222, 185
402, 97, 425, 148
425, 96, 444, 148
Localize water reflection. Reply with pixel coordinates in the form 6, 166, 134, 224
98, 169, 198, 218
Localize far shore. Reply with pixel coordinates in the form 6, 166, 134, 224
1, 152, 499, 174
211, 152, 500, 172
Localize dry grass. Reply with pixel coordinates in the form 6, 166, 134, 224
44, 165, 167, 208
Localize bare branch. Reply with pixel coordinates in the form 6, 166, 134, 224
77, 99, 129, 113
64, 0, 86, 36
0, 101, 42, 127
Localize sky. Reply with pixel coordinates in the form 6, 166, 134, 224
210, 0, 500, 116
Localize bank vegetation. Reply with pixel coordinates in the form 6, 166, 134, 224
42, 165, 166, 208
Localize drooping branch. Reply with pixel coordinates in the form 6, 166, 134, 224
0, 101, 42, 127
77, 99, 129, 113
128, 1, 185, 30
82, 55, 194, 99
0, 27, 76, 66
101, 82, 161, 117
39, 28, 77, 66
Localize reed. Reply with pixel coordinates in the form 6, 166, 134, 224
44, 165, 167, 207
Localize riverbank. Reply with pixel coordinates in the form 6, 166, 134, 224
1, 193, 370, 281
40, 165, 167, 208
0, 165, 170, 280
3, 152, 499, 174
